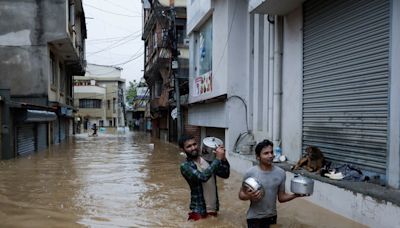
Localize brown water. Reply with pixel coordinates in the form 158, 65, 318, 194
0, 131, 366, 228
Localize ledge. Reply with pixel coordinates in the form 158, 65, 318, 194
229, 152, 400, 207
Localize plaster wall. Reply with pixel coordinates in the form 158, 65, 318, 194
285, 172, 400, 227
186, 0, 212, 33
281, 7, 303, 162
188, 102, 227, 128
0, 0, 68, 97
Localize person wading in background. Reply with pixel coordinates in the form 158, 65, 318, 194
91, 123, 98, 136
239, 139, 307, 228
179, 134, 230, 221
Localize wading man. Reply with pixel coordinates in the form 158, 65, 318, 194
239, 139, 307, 228
179, 135, 230, 221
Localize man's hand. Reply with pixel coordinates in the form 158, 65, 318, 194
245, 187, 263, 202
214, 145, 226, 160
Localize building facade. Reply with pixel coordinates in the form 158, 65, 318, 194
73, 64, 126, 132
0, 0, 86, 158
142, 0, 190, 142
187, 0, 400, 226
128, 78, 151, 131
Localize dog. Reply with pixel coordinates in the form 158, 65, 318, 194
292, 146, 325, 172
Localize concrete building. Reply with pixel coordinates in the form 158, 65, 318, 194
73, 64, 126, 132
187, 0, 400, 226
142, 0, 190, 142
0, 0, 86, 158
128, 78, 151, 131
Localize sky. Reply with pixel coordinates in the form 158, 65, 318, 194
83, 0, 144, 85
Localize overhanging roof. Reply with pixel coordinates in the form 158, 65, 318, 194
250, 0, 305, 15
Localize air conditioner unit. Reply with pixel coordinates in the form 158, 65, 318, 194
183, 38, 190, 46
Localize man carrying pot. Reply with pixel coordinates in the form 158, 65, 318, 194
179, 134, 230, 221
239, 139, 307, 228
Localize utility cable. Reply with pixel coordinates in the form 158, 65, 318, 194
83, 3, 140, 17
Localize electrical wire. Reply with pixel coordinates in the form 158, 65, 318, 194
87, 29, 142, 43
100, 0, 142, 16
83, 3, 140, 17
110, 50, 144, 66
87, 33, 142, 56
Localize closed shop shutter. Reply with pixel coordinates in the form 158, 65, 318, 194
53, 118, 60, 144
302, 0, 390, 174
16, 124, 35, 156
37, 123, 47, 151
60, 118, 66, 141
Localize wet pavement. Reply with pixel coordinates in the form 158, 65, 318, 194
0, 131, 367, 227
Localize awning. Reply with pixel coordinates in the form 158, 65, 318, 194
22, 110, 57, 122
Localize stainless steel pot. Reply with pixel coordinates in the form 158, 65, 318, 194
290, 174, 314, 195
202, 137, 223, 154
243, 177, 264, 198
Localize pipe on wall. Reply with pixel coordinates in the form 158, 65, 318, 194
267, 16, 274, 139
272, 15, 283, 148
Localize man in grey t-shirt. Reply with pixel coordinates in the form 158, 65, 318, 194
239, 139, 307, 228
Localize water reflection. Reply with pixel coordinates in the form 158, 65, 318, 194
0, 131, 366, 227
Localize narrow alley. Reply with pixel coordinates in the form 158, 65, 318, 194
0, 131, 365, 227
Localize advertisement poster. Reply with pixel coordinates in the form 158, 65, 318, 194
193, 71, 212, 97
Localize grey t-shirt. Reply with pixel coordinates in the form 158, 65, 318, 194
243, 165, 286, 219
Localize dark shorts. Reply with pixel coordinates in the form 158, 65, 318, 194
188, 212, 218, 221
247, 215, 277, 228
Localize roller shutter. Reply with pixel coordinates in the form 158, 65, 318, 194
37, 123, 47, 151
53, 118, 60, 144
16, 124, 36, 156
302, 0, 390, 174
60, 118, 66, 141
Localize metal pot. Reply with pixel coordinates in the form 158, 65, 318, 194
202, 137, 223, 154
290, 174, 314, 195
243, 177, 264, 199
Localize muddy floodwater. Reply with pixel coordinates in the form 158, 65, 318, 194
0, 132, 367, 227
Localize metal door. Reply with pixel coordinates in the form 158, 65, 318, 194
302, 0, 390, 174
36, 123, 47, 151
16, 124, 35, 156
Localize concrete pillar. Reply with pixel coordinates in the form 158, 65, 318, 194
388, 0, 400, 189
0, 89, 13, 159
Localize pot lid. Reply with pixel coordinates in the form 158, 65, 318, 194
203, 137, 223, 148
292, 175, 314, 184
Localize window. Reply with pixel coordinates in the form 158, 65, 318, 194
176, 19, 187, 45
79, 99, 102, 108
113, 98, 116, 113
107, 100, 110, 110
153, 81, 162, 98
59, 63, 65, 93
50, 52, 57, 86
197, 18, 212, 75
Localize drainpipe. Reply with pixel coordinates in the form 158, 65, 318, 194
267, 17, 274, 139
272, 16, 283, 148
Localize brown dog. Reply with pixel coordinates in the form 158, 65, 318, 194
292, 146, 324, 172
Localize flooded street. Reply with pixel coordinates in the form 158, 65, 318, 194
0, 132, 366, 228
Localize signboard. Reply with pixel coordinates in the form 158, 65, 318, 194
193, 71, 212, 97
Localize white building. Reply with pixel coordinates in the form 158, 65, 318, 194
74, 64, 126, 130
187, 0, 400, 227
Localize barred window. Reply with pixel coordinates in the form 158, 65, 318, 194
79, 99, 102, 108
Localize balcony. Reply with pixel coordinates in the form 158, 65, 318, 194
249, 0, 305, 15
